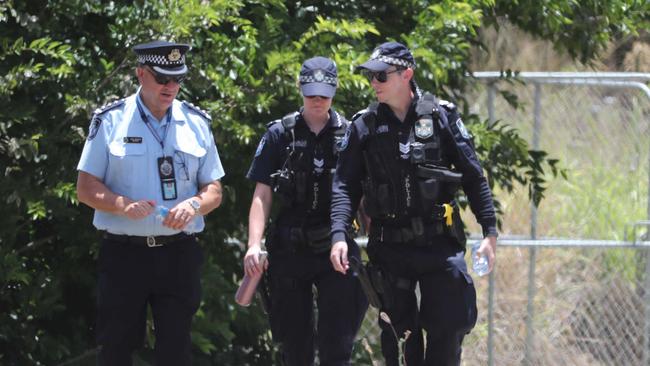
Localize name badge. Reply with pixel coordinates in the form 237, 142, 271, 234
123, 136, 143, 143
157, 156, 177, 200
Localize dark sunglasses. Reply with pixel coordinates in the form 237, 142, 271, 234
145, 67, 186, 85
305, 95, 331, 100
362, 68, 402, 83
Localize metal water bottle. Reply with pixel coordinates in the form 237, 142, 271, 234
235, 251, 268, 307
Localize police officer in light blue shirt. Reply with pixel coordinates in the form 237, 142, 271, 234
76, 40, 224, 365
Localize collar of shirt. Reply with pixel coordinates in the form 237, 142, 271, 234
378, 96, 418, 129
297, 107, 340, 138
135, 88, 166, 125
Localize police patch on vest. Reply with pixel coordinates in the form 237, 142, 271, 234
339, 126, 351, 151
415, 118, 434, 139
255, 136, 266, 157
87, 116, 101, 141
456, 118, 471, 139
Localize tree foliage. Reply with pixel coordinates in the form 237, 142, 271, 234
0, 0, 647, 364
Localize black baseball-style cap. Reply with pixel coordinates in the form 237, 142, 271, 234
357, 41, 416, 72
133, 40, 191, 76
298, 56, 338, 98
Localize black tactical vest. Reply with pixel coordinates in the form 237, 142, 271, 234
360, 94, 461, 222
271, 111, 349, 218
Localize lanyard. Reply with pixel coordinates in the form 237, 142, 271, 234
136, 98, 171, 155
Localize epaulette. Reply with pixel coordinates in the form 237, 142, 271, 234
182, 101, 212, 121
93, 99, 125, 116
350, 109, 368, 122
351, 102, 379, 122
438, 99, 457, 112
266, 119, 281, 129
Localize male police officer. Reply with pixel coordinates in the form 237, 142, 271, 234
330, 42, 498, 366
244, 57, 367, 366
76, 41, 224, 365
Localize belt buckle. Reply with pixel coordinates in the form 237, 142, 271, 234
147, 236, 163, 247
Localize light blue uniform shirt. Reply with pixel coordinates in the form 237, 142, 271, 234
77, 90, 225, 235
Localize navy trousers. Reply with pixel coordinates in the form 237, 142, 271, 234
265, 230, 368, 366
367, 236, 477, 366
96, 235, 203, 366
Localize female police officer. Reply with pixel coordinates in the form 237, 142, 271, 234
243, 57, 367, 366
330, 42, 498, 366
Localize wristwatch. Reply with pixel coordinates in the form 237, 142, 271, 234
189, 199, 201, 215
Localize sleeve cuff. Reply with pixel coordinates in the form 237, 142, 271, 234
331, 231, 347, 244
482, 226, 498, 238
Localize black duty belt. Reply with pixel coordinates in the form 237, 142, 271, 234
369, 221, 445, 246
103, 232, 195, 247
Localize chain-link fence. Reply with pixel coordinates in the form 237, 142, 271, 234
353, 73, 650, 366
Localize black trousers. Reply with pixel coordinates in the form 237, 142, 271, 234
96, 235, 203, 366
367, 235, 477, 366
266, 230, 368, 366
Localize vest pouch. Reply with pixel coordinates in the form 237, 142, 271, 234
304, 225, 331, 254
295, 171, 307, 204
376, 183, 392, 216
418, 178, 440, 200
362, 178, 378, 217
447, 208, 467, 250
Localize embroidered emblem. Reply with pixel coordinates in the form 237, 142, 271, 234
168, 49, 181, 62
313, 158, 324, 174
399, 142, 410, 160
376, 125, 389, 134
313, 70, 324, 82
415, 118, 434, 139
456, 118, 471, 139
88, 116, 101, 141
339, 126, 352, 151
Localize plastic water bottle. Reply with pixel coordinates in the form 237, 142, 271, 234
154, 205, 200, 233
471, 241, 490, 276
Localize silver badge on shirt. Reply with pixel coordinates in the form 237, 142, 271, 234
415, 118, 434, 139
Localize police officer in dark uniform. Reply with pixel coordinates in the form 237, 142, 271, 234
244, 57, 368, 366
76, 41, 225, 365
330, 42, 498, 366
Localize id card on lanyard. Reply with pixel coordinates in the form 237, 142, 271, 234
137, 98, 177, 200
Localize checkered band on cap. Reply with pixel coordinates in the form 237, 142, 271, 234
299, 73, 338, 86
372, 55, 416, 69
137, 53, 186, 66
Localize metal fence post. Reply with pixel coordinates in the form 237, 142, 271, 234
641, 248, 650, 365
487, 82, 497, 366
524, 83, 542, 365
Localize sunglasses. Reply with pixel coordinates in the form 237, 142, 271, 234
305, 95, 331, 100
145, 66, 186, 85
362, 68, 402, 83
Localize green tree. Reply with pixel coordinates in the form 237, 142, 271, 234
1, 0, 647, 364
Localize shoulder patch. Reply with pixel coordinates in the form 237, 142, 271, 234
182, 101, 212, 121
438, 99, 457, 112
254, 135, 266, 157
338, 124, 352, 151
87, 116, 102, 141
93, 98, 125, 116
455, 118, 471, 139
